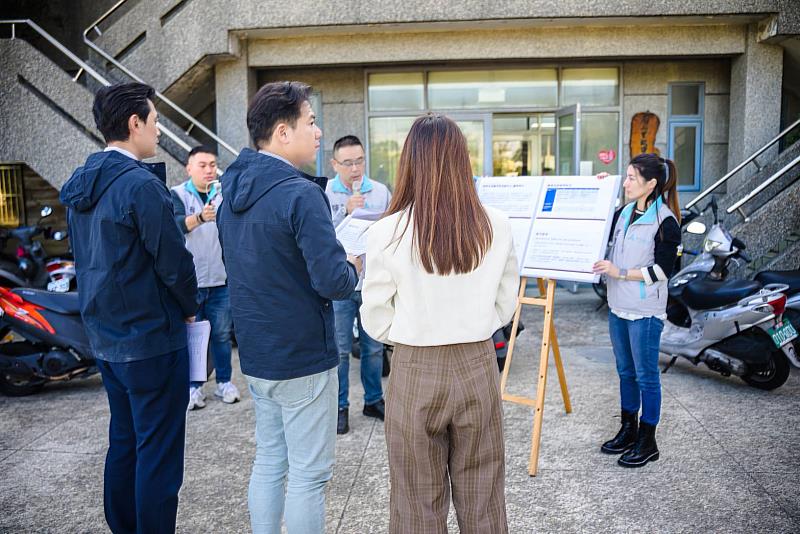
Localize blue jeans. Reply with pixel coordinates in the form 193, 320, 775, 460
246, 368, 338, 534
333, 291, 384, 409
608, 313, 664, 426
190, 285, 233, 387
96, 348, 189, 534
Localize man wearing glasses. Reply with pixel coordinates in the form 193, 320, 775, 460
325, 135, 391, 434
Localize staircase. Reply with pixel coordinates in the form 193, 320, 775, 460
0, 20, 216, 188
684, 121, 800, 277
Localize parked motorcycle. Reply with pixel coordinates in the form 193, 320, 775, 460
0, 206, 74, 292
661, 241, 798, 390
0, 286, 95, 396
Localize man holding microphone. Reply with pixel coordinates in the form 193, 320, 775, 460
171, 146, 240, 410
325, 135, 391, 434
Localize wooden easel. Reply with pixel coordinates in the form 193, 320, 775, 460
500, 277, 572, 476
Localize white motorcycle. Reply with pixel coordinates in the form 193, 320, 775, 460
661, 214, 798, 389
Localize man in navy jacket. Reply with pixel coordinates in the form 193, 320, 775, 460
217, 81, 359, 533
60, 82, 198, 534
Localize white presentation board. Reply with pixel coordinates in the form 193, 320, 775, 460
478, 175, 621, 283
476, 176, 542, 269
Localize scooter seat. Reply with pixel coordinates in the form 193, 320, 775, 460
755, 270, 800, 296
681, 279, 762, 310
11, 288, 80, 315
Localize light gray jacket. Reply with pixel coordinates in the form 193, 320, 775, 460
170, 180, 227, 288
607, 198, 677, 318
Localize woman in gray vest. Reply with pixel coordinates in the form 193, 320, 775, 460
593, 153, 681, 468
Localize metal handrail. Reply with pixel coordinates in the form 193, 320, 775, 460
83, 0, 240, 159
685, 116, 800, 209
726, 153, 800, 213
1, 19, 194, 157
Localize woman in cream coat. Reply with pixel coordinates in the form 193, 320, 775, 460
361, 114, 519, 534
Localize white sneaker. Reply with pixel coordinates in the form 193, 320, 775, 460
188, 386, 206, 410
215, 381, 241, 404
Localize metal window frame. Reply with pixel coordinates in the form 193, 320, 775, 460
667, 82, 705, 191
364, 62, 623, 178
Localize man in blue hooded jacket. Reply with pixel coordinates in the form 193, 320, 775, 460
217, 81, 359, 534
60, 82, 198, 534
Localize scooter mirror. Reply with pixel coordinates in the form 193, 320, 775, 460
40, 206, 53, 218
686, 221, 707, 235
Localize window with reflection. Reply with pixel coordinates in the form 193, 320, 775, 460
561, 67, 619, 107
428, 69, 558, 109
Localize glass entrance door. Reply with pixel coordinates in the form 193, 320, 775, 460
491, 114, 555, 177
556, 104, 581, 175
452, 115, 491, 177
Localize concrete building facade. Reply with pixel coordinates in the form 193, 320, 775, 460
1, 1, 799, 268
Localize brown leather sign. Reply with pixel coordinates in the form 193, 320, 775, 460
630, 112, 661, 157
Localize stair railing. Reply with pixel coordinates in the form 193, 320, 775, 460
726, 153, 800, 216
82, 0, 240, 162
685, 117, 800, 218
1, 19, 195, 158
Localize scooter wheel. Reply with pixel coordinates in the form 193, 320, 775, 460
741, 351, 791, 391
0, 373, 45, 396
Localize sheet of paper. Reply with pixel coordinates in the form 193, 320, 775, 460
522, 175, 621, 283
187, 320, 211, 383
335, 216, 375, 255
522, 219, 608, 283
477, 176, 543, 269
477, 176, 543, 218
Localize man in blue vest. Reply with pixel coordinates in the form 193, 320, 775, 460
60, 82, 198, 534
325, 135, 391, 434
171, 146, 240, 410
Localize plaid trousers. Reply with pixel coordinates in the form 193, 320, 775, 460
385, 339, 508, 534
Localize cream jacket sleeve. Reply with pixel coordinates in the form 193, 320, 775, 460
360, 229, 397, 344
495, 218, 520, 325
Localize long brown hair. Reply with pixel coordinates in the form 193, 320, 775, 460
385, 114, 493, 275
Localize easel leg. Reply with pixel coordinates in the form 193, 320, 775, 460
528, 279, 556, 477
537, 279, 572, 414
550, 325, 572, 414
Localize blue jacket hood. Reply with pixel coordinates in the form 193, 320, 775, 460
60, 151, 167, 212
222, 148, 327, 213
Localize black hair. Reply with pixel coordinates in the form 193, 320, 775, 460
333, 135, 363, 156
92, 82, 156, 143
247, 81, 312, 148
186, 145, 217, 163
629, 152, 682, 224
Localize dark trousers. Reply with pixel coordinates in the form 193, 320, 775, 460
96, 348, 189, 534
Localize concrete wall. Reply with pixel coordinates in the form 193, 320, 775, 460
91, 0, 800, 95
622, 58, 731, 204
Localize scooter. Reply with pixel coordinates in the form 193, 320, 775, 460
661, 250, 798, 390
0, 206, 74, 292
0, 286, 95, 396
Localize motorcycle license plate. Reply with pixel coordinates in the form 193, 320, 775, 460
769, 319, 798, 348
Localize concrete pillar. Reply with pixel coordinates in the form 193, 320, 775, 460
215, 40, 255, 169
727, 23, 783, 190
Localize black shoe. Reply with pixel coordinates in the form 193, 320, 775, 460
337, 408, 349, 435
363, 399, 385, 421
601, 410, 638, 454
618, 421, 659, 468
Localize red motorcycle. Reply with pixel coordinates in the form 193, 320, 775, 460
0, 286, 94, 396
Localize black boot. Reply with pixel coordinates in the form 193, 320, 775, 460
337, 408, 349, 435
618, 421, 659, 467
600, 410, 638, 454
